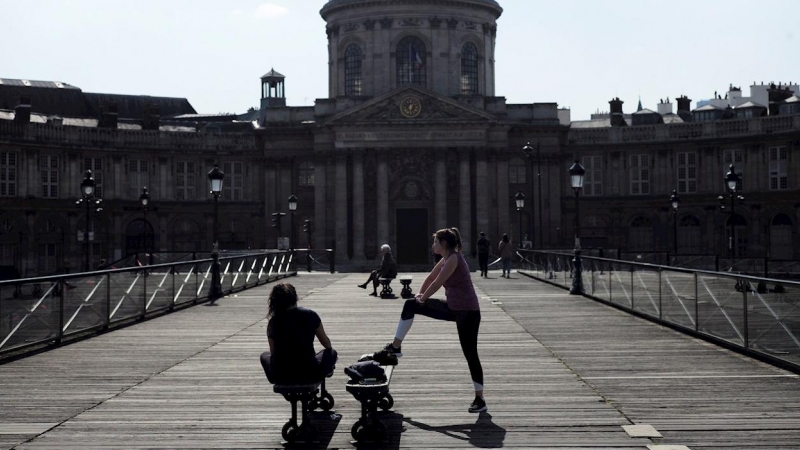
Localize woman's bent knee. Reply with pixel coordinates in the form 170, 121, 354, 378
400, 299, 418, 320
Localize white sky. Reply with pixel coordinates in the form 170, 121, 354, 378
3, 0, 799, 120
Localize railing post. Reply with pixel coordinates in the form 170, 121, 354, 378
715, 255, 719, 272
170, 265, 176, 311
329, 249, 335, 274
743, 278, 749, 349
694, 272, 699, 333
764, 257, 768, 278
658, 269, 662, 320
58, 279, 65, 344
106, 272, 111, 329
141, 267, 147, 320
630, 267, 634, 309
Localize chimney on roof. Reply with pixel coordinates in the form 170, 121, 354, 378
142, 103, 161, 131
14, 96, 31, 124
99, 102, 118, 129
657, 98, 673, 115
767, 83, 794, 116
609, 97, 624, 114
676, 95, 692, 122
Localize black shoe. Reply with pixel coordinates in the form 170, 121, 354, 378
358, 284, 367, 289
378, 342, 402, 358
468, 396, 487, 413
369, 292, 378, 296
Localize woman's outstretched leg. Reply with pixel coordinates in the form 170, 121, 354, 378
382, 298, 455, 356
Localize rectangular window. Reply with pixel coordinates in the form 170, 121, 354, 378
222, 161, 244, 201
582, 156, 602, 196
40, 155, 59, 198
85, 157, 103, 198
176, 161, 196, 200
0, 151, 17, 197
723, 149, 744, 191
129, 159, 149, 198
629, 154, 650, 195
769, 146, 788, 190
676, 151, 697, 193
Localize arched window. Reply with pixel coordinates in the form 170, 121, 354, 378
344, 44, 362, 96
508, 158, 527, 184
460, 42, 479, 95
298, 161, 315, 187
725, 214, 748, 257
770, 213, 793, 259
629, 216, 653, 251
396, 36, 426, 87
678, 215, 701, 254
125, 219, 155, 256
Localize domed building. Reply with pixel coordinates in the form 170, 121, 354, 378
255, 0, 563, 267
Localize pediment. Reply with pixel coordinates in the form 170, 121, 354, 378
325, 87, 496, 125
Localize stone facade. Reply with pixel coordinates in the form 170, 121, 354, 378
1, 0, 800, 278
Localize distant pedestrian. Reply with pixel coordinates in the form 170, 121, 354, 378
498, 234, 513, 278
522, 234, 532, 250
358, 244, 397, 296
476, 232, 491, 277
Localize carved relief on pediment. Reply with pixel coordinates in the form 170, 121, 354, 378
388, 149, 434, 184
337, 94, 489, 123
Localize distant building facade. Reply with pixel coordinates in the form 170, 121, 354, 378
1, 0, 799, 277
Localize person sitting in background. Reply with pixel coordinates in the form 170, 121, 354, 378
358, 244, 397, 296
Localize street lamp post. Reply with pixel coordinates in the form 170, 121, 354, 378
670, 189, 681, 257
723, 164, 742, 259
569, 160, 586, 295
522, 142, 537, 247
515, 192, 525, 248
288, 194, 298, 251
80, 170, 96, 272
207, 164, 225, 302
139, 187, 150, 263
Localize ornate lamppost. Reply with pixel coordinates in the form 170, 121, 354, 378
569, 160, 586, 295
79, 170, 96, 272
670, 189, 680, 256
515, 191, 525, 248
722, 164, 742, 259
207, 164, 225, 302
139, 187, 150, 262
288, 194, 298, 251
522, 141, 542, 247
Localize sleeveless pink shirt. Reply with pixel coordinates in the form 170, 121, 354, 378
441, 252, 480, 311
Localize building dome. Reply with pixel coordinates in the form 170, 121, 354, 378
320, 0, 503, 99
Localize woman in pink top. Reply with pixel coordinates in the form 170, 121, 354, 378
376, 227, 486, 413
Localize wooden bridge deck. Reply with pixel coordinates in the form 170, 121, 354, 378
1, 271, 799, 449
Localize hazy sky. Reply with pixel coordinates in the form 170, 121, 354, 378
3, 0, 799, 120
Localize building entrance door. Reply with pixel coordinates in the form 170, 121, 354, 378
395, 208, 429, 265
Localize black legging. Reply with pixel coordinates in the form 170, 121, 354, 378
400, 298, 483, 386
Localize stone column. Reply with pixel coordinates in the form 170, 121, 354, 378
313, 153, 327, 249
335, 152, 348, 262
264, 164, 277, 247
476, 149, 489, 241
435, 151, 447, 230
352, 150, 365, 261
497, 157, 510, 243
377, 152, 389, 247
459, 149, 472, 255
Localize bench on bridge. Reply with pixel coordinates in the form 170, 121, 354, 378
399, 275, 414, 298
378, 278, 396, 299
345, 359, 395, 443
272, 372, 335, 444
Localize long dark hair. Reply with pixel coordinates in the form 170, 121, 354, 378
434, 227, 463, 252
502, 234, 509, 243
268, 283, 298, 318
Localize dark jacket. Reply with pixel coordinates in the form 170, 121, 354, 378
379, 251, 397, 278
476, 237, 491, 255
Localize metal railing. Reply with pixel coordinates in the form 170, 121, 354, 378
0, 249, 319, 361
517, 250, 800, 373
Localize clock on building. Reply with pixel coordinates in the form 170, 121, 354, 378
399, 96, 422, 118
